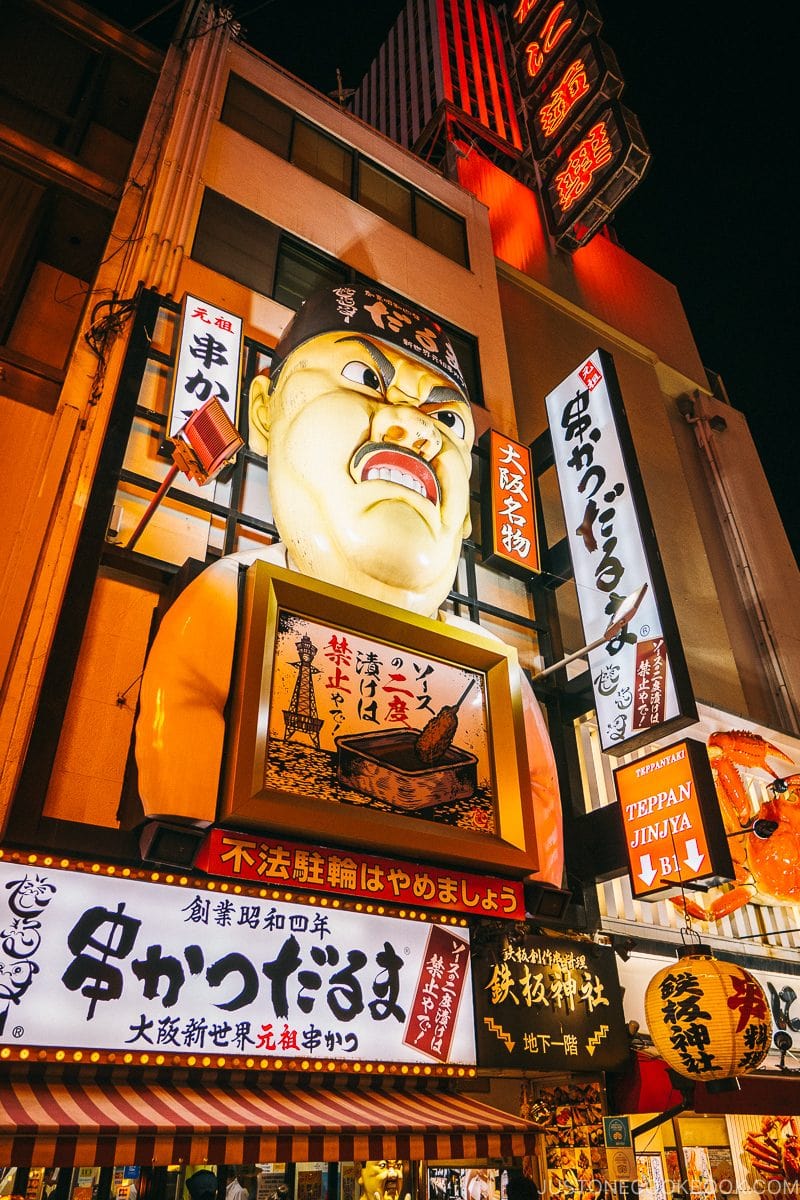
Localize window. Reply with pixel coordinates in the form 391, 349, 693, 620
220, 74, 292, 157
415, 194, 469, 266
290, 122, 352, 196
357, 160, 413, 232
0, 164, 113, 369
0, 1, 156, 177
447, 324, 482, 407
273, 239, 348, 311
192, 190, 279, 297
192, 191, 483, 404
220, 75, 470, 269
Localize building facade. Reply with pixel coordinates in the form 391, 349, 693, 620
2, 3, 800, 1200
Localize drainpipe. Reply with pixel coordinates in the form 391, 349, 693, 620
138, 5, 233, 293
163, 12, 235, 296
678, 391, 800, 734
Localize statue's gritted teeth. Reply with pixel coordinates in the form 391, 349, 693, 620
352, 442, 441, 505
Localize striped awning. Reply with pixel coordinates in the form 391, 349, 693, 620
0, 1079, 540, 1167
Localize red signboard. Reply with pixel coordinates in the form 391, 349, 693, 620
480, 429, 540, 577
403, 925, 470, 1062
508, 0, 650, 250
529, 37, 623, 161
613, 739, 734, 899
196, 828, 525, 918
512, 0, 601, 95
540, 101, 650, 250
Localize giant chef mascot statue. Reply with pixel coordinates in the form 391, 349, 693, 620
136, 285, 563, 885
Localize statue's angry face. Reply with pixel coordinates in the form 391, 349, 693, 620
257, 330, 474, 614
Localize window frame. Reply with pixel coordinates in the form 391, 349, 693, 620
191, 189, 483, 405
220, 73, 470, 270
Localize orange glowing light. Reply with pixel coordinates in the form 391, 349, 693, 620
554, 119, 613, 212
524, 3, 572, 79
513, 0, 541, 23
484, 430, 540, 574
537, 56, 591, 138
455, 146, 548, 273
614, 739, 731, 899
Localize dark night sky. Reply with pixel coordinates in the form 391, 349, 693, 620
102, 0, 798, 562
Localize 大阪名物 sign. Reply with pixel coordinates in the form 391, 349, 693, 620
480, 430, 540, 577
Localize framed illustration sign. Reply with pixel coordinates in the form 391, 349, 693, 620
220, 562, 538, 876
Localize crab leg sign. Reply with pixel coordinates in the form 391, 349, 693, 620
672, 730, 800, 921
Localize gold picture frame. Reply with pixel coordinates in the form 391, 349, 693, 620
220, 560, 538, 876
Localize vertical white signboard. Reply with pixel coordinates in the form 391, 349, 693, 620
167, 294, 243, 439
545, 349, 695, 753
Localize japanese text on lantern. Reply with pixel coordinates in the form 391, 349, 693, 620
652, 966, 769, 1077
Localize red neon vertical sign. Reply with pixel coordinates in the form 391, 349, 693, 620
553, 118, 613, 212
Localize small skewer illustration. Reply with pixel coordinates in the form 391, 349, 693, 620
415, 678, 476, 765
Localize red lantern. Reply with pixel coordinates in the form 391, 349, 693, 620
644, 947, 771, 1082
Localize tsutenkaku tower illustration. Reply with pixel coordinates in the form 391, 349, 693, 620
283, 633, 324, 747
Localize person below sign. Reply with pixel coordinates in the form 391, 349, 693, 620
135, 284, 563, 885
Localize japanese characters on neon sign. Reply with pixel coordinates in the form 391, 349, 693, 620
472, 932, 628, 1071
512, 0, 601, 95
480, 430, 540, 577
196, 828, 526, 920
552, 115, 613, 211
540, 101, 649, 249
508, 0, 649, 249
0, 861, 476, 1068
529, 37, 623, 161
544, 349, 696, 753
538, 53, 593, 139
167, 293, 243, 441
